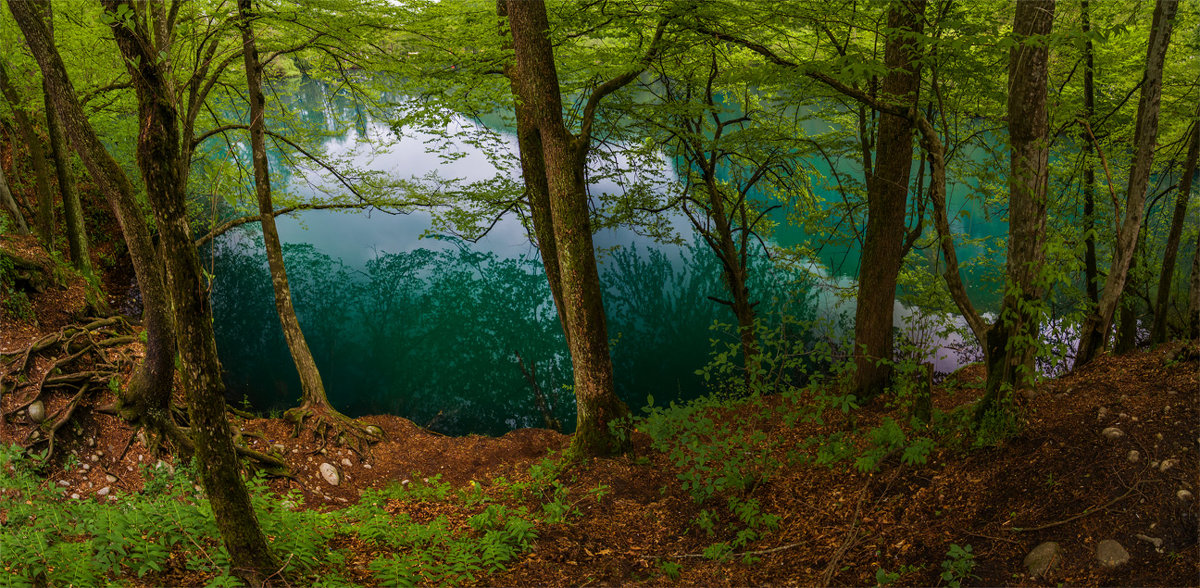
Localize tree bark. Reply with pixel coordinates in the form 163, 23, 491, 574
0, 62, 56, 248
8, 0, 175, 427
1081, 0, 1099, 305
40, 2, 92, 275
976, 0, 1055, 420
1189, 230, 1200, 340
0, 164, 31, 235
98, 0, 279, 581
238, 0, 330, 412
1151, 117, 1198, 343
504, 0, 629, 456
852, 0, 925, 401
1075, 0, 1178, 366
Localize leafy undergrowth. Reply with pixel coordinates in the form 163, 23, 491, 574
1, 345, 1197, 586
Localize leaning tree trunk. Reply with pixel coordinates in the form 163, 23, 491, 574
852, 0, 925, 401
703, 174, 761, 383
505, 0, 629, 456
1151, 117, 1198, 343
8, 0, 175, 429
976, 0, 1055, 421
238, 0, 375, 446
41, 2, 91, 275
0, 164, 31, 234
1081, 0, 1099, 305
1076, 0, 1178, 366
0, 62, 55, 248
100, 0, 279, 582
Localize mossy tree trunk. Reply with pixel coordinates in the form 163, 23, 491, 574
8, 0, 175, 431
1151, 114, 1198, 343
40, 2, 91, 276
1076, 0, 1178, 366
852, 0, 925, 402
0, 164, 31, 235
0, 61, 55, 248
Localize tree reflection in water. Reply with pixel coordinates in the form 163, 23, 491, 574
210, 234, 818, 435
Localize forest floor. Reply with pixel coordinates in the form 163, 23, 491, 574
1, 233, 1197, 587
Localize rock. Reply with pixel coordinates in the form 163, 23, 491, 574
58, 479, 70, 486
1135, 534, 1163, 549
86, 437, 96, 447
363, 463, 372, 470
1118, 412, 1129, 420
1178, 489, 1193, 501
1159, 459, 1177, 472
1127, 450, 1140, 462
365, 425, 383, 437
340, 458, 352, 467
70, 493, 80, 500
280, 500, 297, 511
1097, 407, 1109, 421
1024, 541, 1061, 578
90, 454, 99, 462
319, 463, 341, 486
97, 486, 110, 497
27, 401, 45, 424
271, 443, 285, 455
95, 450, 104, 457
81, 463, 91, 472
1101, 427, 1124, 440
105, 475, 117, 483
1096, 539, 1129, 568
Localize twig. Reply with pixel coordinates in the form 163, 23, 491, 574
1010, 481, 1144, 532
819, 480, 872, 586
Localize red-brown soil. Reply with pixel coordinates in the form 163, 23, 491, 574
1, 239, 1196, 586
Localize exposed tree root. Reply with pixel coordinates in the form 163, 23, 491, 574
2, 315, 293, 475
284, 402, 383, 456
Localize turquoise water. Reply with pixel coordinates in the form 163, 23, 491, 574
204, 81, 1009, 435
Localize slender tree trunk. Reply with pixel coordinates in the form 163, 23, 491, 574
0, 164, 31, 234
238, 0, 330, 410
0, 62, 55, 248
852, 0, 924, 401
702, 175, 760, 382
40, 2, 91, 274
1081, 0, 1099, 305
1076, 0, 1178, 366
1189, 231, 1200, 339
505, 0, 628, 456
8, 0, 175, 427
99, 0, 279, 581
1151, 118, 1198, 342
976, 0, 1055, 420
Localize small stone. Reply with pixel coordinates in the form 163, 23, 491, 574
1178, 489, 1193, 501
90, 455, 99, 462
363, 463, 372, 470
105, 475, 117, 483
1097, 407, 1109, 421
58, 479, 70, 486
27, 401, 45, 424
86, 437, 96, 447
97, 486, 110, 497
271, 443, 285, 455
1118, 412, 1129, 420
1159, 459, 1177, 472
70, 493, 80, 500
1127, 450, 1140, 462
95, 450, 104, 457
1024, 541, 1061, 578
280, 500, 297, 511
1135, 534, 1163, 549
365, 425, 383, 437
401, 479, 410, 486
319, 463, 341, 486
1155, 432, 1163, 441
1101, 427, 1124, 440
340, 458, 352, 467
1096, 539, 1129, 568
81, 463, 91, 472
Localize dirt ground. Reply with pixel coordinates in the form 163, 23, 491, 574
1, 234, 1197, 586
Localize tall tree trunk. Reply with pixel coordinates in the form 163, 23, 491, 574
8, 0, 175, 429
1151, 118, 1198, 342
1081, 0, 1099, 305
0, 62, 55, 248
99, 0, 278, 582
504, 0, 629, 456
976, 0, 1055, 421
40, 2, 91, 275
0, 164, 31, 234
1189, 231, 1200, 340
702, 174, 760, 382
852, 0, 925, 401
238, 0, 331, 415
1075, 0, 1178, 366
